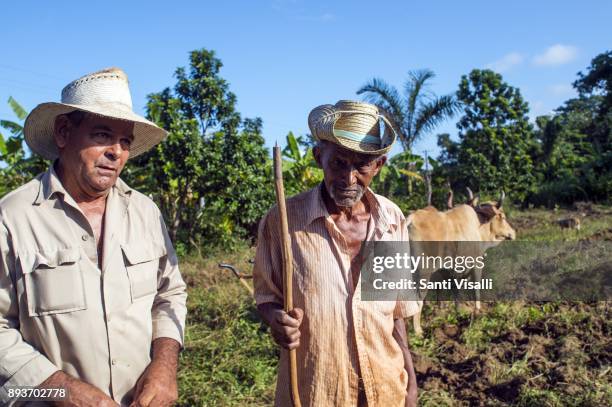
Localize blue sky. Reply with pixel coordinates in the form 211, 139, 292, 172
1, 0, 610, 159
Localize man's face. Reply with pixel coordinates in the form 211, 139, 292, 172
54, 114, 134, 196
314, 142, 386, 208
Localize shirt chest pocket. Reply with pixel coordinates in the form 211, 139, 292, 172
121, 243, 166, 302
20, 248, 87, 317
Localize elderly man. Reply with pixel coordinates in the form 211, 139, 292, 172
0, 68, 187, 406
254, 100, 419, 406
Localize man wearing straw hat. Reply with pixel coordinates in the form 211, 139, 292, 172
0, 68, 187, 406
254, 100, 419, 406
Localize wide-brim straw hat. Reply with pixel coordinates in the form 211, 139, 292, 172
24, 67, 167, 160
308, 100, 397, 155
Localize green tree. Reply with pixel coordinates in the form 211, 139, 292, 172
0, 97, 48, 197
438, 69, 537, 202
573, 50, 611, 201
357, 69, 461, 151
574, 50, 612, 113
124, 49, 273, 248
531, 100, 596, 204
530, 50, 612, 204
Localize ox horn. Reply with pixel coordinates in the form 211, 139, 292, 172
466, 187, 479, 207
497, 190, 505, 209
466, 187, 474, 203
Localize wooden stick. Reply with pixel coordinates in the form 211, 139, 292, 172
273, 144, 301, 407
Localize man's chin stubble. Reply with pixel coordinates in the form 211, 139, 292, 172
330, 188, 364, 208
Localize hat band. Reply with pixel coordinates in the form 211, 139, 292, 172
333, 129, 381, 146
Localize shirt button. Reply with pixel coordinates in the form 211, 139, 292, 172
111, 359, 117, 366
82, 234, 89, 241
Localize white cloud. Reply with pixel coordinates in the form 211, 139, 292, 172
486, 52, 524, 73
298, 12, 335, 22
318, 13, 335, 22
533, 44, 578, 66
528, 101, 553, 123
548, 83, 574, 96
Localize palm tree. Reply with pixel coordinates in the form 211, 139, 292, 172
357, 69, 461, 151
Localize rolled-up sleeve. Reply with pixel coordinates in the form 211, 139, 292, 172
151, 213, 187, 346
0, 216, 58, 402
253, 212, 283, 306
393, 300, 422, 319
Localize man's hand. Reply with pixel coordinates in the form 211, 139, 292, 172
39, 370, 118, 407
130, 338, 180, 407
257, 303, 304, 349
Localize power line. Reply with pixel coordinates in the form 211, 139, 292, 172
0, 64, 65, 81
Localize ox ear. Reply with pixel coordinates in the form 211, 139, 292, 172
475, 204, 496, 221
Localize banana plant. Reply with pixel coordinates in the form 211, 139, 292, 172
0, 97, 48, 197
281, 132, 322, 195
0, 96, 28, 162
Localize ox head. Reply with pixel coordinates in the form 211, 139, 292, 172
467, 189, 516, 241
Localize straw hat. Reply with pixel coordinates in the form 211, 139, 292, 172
308, 100, 397, 155
24, 67, 167, 159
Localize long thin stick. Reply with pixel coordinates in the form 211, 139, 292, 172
273, 144, 301, 407
217, 263, 254, 295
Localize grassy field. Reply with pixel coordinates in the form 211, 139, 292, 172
176, 205, 611, 406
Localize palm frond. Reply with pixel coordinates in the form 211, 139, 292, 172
0, 120, 23, 137
357, 78, 409, 148
8, 97, 27, 121
405, 69, 435, 115
283, 132, 302, 161
403, 69, 436, 146
414, 94, 462, 142
397, 168, 423, 181
0, 132, 6, 155
357, 78, 405, 124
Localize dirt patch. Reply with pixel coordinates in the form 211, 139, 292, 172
581, 227, 612, 242
415, 302, 612, 406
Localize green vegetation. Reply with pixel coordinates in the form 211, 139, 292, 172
177, 243, 276, 406
176, 208, 611, 406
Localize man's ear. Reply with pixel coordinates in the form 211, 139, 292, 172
53, 115, 72, 149
371, 155, 387, 177
313, 145, 323, 168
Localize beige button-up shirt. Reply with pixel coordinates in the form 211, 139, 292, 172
254, 184, 420, 407
0, 166, 187, 405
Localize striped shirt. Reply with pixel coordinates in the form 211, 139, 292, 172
254, 184, 420, 407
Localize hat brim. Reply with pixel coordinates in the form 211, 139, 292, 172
308, 104, 396, 156
24, 102, 168, 160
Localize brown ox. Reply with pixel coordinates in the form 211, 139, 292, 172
407, 189, 516, 336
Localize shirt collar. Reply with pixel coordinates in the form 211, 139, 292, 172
303, 183, 397, 232
302, 183, 329, 226
34, 162, 132, 205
